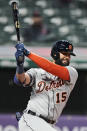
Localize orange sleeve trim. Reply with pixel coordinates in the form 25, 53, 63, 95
27, 53, 70, 81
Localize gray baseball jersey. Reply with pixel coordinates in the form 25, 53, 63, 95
25, 66, 78, 122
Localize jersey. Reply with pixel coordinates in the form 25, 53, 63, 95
25, 66, 78, 123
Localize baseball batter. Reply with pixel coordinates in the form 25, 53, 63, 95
14, 40, 78, 131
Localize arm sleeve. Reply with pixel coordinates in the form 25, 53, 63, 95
27, 53, 70, 81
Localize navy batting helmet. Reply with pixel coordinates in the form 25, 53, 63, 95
51, 40, 76, 60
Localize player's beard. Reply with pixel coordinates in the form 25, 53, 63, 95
55, 58, 70, 66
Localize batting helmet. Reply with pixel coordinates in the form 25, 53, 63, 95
51, 40, 76, 60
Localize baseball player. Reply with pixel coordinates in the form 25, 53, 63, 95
14, 40, 78, 131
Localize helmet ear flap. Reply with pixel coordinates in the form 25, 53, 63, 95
51, 51, 59, 60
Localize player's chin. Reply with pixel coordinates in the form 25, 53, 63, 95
62, 60, 70, 66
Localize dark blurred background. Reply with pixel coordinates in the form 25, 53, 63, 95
0, 0, 87, 115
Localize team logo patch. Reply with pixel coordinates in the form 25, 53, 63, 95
69, 45, 72, 50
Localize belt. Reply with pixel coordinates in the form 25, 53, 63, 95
28, 110, 55, 124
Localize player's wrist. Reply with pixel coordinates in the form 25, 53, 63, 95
14, 74, 21, 85
16, 64, 24, 74
24, 48, 31, 56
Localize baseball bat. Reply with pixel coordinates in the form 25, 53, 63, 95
10, 0, 20, 43
10, 0, 24, 62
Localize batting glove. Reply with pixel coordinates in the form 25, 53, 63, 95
15, 43, 30, 56
15, 43, 25, 66
15, 43, 24, 52
24, 48, 30, 56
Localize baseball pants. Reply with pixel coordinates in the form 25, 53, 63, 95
18, 113, 57, 131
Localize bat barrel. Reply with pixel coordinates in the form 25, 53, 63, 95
10, 0, 20, 42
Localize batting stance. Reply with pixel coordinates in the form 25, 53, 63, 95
14, 40, 78, 131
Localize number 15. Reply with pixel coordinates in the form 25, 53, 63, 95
56, 92, 67, 103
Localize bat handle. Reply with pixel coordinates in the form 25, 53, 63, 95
17, 41, 21, 44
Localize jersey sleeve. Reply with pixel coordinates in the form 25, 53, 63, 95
66, 66, 78, 89
26, 68, 36, 87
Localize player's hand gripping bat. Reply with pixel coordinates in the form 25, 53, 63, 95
10, 0, 20, 43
